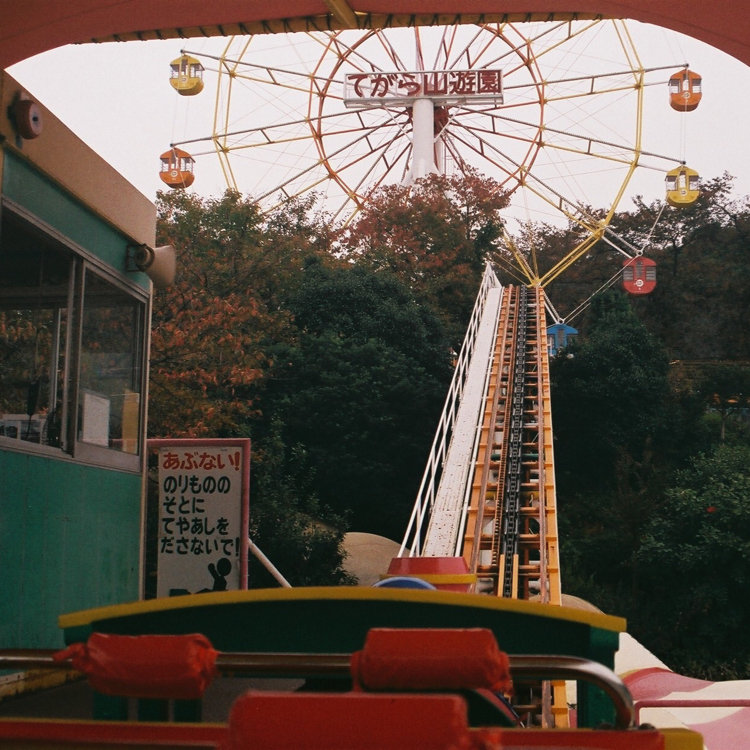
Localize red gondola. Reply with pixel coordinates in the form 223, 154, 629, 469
668, 69, 702, 112
623, 256, 656, 295
159, 148, 195, 189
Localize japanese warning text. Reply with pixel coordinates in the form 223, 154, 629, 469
156, 445, 246, 597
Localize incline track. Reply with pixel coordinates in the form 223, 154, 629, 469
400, 276, 566, 726
462, 285, 561, 606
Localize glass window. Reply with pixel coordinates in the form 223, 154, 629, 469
0, 217, 70, 448
78, 270, 145, 455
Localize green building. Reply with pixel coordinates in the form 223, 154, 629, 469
0, 72, 156, 650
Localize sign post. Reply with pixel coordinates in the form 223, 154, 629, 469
148, 438, 250, 597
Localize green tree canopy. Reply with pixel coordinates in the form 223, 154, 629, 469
551, 291, 674, 490
149, 190, 352, 586
632, 444, 750, 678
262, 259, 452, 539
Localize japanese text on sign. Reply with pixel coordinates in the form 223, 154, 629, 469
156, 445, 247, 597
344, 69, 503, 106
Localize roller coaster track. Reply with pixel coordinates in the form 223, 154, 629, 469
401, 268, 561, 605
462, 284, 561, 605
399, 265, 565, 725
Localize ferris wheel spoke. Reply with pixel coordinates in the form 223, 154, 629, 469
221, 71, 320, 98
319, 122, 412, 186
444, 131, 534, 188
465, 28, 516, 70
454, 106, 645, 162
455, 114, 639, 168
469, 20, 573, 77
212, 105, 404, 150
444, 124, 608, 229
314, 118, 408, 172
523, 18, 613, 68
428, 26, 455, 70
255, 163, 336, 203
376, 29, 413, 70
192, 50, 332, 91
342, 139, 413, 201
211, 118, 341, 151
326, 30, 407, 76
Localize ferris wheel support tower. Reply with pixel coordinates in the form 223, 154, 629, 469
409, 97, 439, 180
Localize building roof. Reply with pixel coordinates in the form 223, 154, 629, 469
2, 2, 750, 70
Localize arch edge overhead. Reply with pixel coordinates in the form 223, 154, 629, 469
2, 3, 750, 69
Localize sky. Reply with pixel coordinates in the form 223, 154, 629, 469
7, 19, 750, 224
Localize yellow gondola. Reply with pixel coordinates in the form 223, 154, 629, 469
159, 148, 195, 189
665, 166, 699, 206
169, 54, 204, 96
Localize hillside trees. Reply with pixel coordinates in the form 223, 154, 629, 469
150, 189, 352, 586
632, 444, 750, 677
149, 183, 460, 580
508, 173, 750, 362
260, 259, 452, 539
550, 278, 750, 677
551, 291, 676, 491
151, 190, 286, 437
606, 174, 750, 360
148, 171, 750, 627
551, 290, 705, 612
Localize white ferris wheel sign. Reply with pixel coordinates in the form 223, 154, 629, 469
343, 69, 504, 107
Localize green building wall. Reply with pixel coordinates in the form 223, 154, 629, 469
0, 450, 142, 648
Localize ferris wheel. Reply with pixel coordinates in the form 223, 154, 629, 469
167, 19, 693, 288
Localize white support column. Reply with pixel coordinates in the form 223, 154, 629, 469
408, 97, 437, 181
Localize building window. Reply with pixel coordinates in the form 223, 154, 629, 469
0, 209, 147, 470
77, 270, 145, 457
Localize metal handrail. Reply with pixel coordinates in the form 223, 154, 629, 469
0, 649, 633, 729
398, 263, 501, 556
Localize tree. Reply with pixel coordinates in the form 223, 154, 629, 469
150, 191, 270, 437
696, 364, 750, 442
262, 259, 452, 539
341, 169, 508, 344
551, 290, 705, 614
149, 190, 335, 437
551, 291, 675, 490
248, 420, 356, 587
149, 190, 354, 586
607, 173, 750, 361
632, 444, 750, 678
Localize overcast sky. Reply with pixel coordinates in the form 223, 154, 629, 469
8, 20, 750, 219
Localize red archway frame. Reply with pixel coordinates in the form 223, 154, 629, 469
1, 2, 749, 71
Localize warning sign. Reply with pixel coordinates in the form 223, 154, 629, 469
150, 439, 250, 597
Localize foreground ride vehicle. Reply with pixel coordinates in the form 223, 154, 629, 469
0, 587, 701, 748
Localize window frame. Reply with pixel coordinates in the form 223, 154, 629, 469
0, 199, 151, 473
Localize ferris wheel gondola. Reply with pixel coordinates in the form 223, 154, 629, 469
665, 165, 700, 206
159, 147, 196, 189
668, 68, 702, 112
622, 256, 657, 295
169, 54, 205, 96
